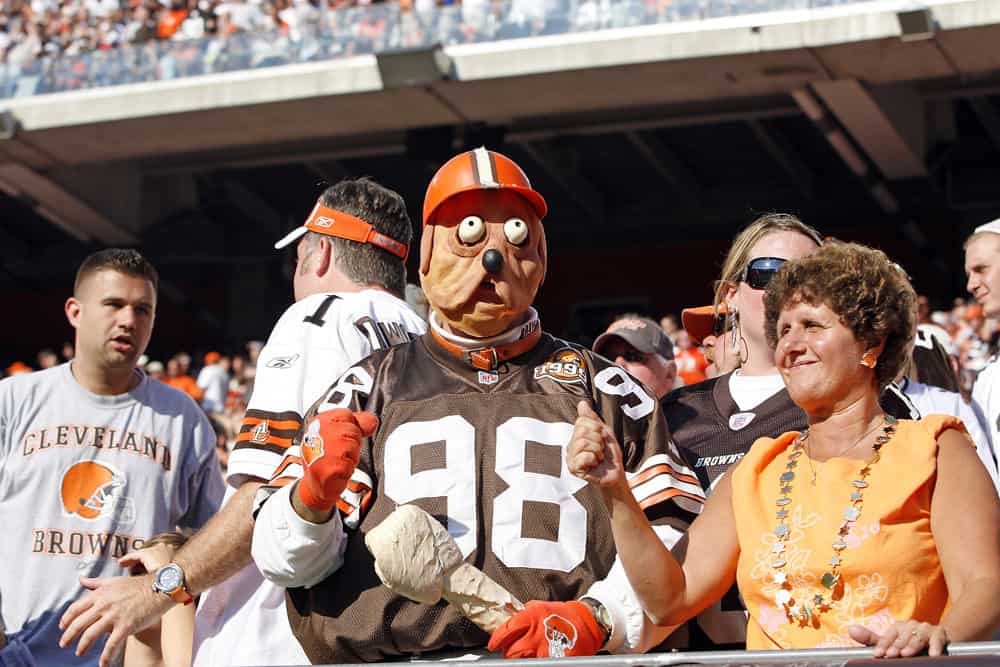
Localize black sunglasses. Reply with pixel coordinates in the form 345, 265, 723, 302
741, 256, 786, 291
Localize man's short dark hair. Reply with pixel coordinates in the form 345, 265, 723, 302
307, 178, 412, 297
74, 248, 159, 295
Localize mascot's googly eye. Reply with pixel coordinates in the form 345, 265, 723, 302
458, 216, 486, 244
503, 218, 529, 246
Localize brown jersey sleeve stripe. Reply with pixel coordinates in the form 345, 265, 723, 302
235, 432, 294, 448
629, 463, 701, 488
638, 487, 705, 510
239, 417, 302, 433
245, 409, 303, 422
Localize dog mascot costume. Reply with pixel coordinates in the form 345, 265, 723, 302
251, 148, 704, 662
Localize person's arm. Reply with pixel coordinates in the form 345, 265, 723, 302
159, 597, 196, 667
849, 428, 1000, 657
58, 480, 262, 667
569, 401, 740, 627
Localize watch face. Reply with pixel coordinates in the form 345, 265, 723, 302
156, 564, 183, 591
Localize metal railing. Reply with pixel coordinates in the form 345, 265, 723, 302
0, 0, 887, 99
335, 642, 1000, 666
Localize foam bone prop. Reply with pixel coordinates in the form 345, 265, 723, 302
365, 504, 523, 632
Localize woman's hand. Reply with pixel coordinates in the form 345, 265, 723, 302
849, 621, 949, 658
118, 543, 177, 574
567, 401, 628, 498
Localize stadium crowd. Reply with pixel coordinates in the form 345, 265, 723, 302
0, 0, 871, 96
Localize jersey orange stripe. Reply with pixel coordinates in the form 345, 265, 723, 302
346, 480, 370, 493
629, 463, 700, 488
269, 455, 302, 482
240, 417, 302, 431
638, 486, 705, 510
336, 497, 357, 515
268, 476, 296, 489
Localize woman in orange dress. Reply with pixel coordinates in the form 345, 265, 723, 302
569, 242, 1000, 657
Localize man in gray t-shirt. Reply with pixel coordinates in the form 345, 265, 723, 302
0, 248, 224, 666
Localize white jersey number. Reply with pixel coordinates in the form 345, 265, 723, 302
382, 415, 587, 572
594, 366, 655, 420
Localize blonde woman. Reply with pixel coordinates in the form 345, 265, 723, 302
659, 213, 822, 650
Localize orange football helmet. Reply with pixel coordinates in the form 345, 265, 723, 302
60, 461, 135, 523
422, 147, 547, 228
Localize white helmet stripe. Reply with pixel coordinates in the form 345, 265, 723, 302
472, 147, 498, 188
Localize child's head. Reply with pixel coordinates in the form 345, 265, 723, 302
128, 531, 188, 576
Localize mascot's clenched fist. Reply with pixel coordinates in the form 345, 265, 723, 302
296, 409, 378, 513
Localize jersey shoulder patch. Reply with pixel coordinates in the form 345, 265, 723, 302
533, 347, 588, 387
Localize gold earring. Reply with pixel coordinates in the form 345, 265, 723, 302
860, 352, 877, 369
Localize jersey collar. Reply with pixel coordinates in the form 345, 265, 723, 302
428, 309, 542, 371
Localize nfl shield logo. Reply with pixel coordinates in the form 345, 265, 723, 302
728, 412, 756, 431
478, 371, 499, 385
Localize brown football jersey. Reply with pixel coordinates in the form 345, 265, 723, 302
268, 331, 703, 663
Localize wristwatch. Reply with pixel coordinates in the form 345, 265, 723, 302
151, 562, 193, 605
579, 597, 612, 648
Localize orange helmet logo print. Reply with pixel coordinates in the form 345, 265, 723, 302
543, 614, 578, 657
60, 461, 135, 525
300, 418, 325, 468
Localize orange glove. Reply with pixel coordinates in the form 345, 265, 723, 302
487, 600, 604, 658
296, 408, 378, 512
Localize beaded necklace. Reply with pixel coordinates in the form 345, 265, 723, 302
770, 414, 897, 626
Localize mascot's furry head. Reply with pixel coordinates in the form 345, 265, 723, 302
420, 148, 548, 338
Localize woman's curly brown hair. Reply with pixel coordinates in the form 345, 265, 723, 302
763, 242, 915, 389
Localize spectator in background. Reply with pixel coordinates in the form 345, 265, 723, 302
37, 348, 59, 369
61, 341, 75, 361
6, 361, 32, 375
1, 249, 223, 666
163, 355, 203, 403
593, 314, 677, 399
673, 329, 707, 386
196, 351, 230, 415
146, 360, 165, 380
966, 219, 1000, 482
660, 313, 679, 337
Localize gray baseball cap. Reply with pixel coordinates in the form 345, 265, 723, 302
593, 316, 674, 361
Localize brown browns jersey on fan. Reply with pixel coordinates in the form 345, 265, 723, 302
269, 332, 703, 663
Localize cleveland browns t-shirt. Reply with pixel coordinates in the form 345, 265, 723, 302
0, 364, 223, 666
256, 330, 704, 663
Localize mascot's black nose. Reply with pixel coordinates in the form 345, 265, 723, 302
482, 249, 504, 275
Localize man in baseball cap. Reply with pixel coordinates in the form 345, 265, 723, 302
593, 314, 677, 398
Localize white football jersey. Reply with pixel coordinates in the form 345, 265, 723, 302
193, 288, 426, 667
